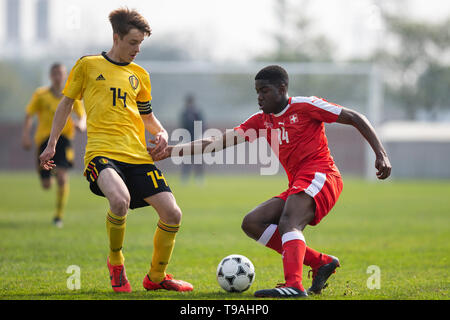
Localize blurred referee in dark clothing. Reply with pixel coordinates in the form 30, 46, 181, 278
180, 94, 204, 184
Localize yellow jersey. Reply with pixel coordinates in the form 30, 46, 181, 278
63, 52, 154, 169
26, 87, 85, 145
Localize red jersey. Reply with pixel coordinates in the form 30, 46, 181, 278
235, 96, 343, 182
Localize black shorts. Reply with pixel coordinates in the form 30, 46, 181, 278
85, 156, 172, 209
38, 135, 74, 179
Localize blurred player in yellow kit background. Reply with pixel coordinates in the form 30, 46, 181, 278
22, 63, 86, 228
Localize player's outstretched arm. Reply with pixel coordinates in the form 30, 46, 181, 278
39, 96, 75, 170
336, 107, 392, 179
148, 129, 246, 161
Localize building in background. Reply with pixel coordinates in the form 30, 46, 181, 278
6, 0, 20, 43
36, 0, 49, 42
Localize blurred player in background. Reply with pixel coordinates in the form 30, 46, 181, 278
22, 63, 85, 228
179, 93, 204, 185
39, 8, 193, 293
149, 65, 392, 298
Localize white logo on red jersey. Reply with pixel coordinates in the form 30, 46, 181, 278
264, 121, 273, 128
289, 114, 298, 124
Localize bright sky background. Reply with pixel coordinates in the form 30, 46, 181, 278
1, 0, 449, 61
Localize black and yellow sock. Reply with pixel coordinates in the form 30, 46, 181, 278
106, 210, 127, 266
148, 219, 180, 283
54, 183, 69, 220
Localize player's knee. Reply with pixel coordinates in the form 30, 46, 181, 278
56, 178, 67, 188
278, 211, 297, 234
241, 213, 259, 240
241, 214, 251, 234
165, 204, 182, 225
278, 210, 313, 234
109, 195, 130, 216
56, 173, 68, 186
41, 179, 51, 190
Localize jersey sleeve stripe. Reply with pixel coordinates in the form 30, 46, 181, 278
309, 96, 342, 115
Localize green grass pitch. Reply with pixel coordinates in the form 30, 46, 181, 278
0, 171, 449, 300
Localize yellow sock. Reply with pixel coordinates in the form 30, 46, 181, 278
55, 183, 69, 220
148, 220, 180, 283
106, 210, 127, 266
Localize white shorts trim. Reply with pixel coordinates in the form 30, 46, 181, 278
304, 172, 327, 198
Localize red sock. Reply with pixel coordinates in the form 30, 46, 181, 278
257, 224, 282, 253
259, 225, 331, 270
304, 247, 333, 269
281, 232, 306, 291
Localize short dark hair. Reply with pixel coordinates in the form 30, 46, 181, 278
49, 62, 64, 73
255, 65, 289, 88
109, 7, 151, 38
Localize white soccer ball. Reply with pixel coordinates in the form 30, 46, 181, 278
216, 254, 255, 293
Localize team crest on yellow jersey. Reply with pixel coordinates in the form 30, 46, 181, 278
129, 75, 139, 90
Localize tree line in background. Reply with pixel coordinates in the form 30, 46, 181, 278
374, 6, 450, 120
256, 0, 450, 120
0, 0, 449, 121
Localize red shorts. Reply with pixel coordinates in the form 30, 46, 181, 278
275, 171, 343, 226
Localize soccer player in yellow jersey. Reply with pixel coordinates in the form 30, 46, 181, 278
39, 8, 193, 293
22, 63, 85, 228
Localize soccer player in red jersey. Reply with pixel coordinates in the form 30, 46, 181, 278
149, 65, 391, 298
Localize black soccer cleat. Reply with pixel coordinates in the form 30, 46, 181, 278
254, 286, 308, 298
307, 255, 340, 295
53, 217, 63, 228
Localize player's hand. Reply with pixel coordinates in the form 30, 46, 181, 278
148, 131, 168, 160
375, 153, 391, 180
39, 145, 56, 170
22, 135, 32, 150
148, 145, 172, 161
